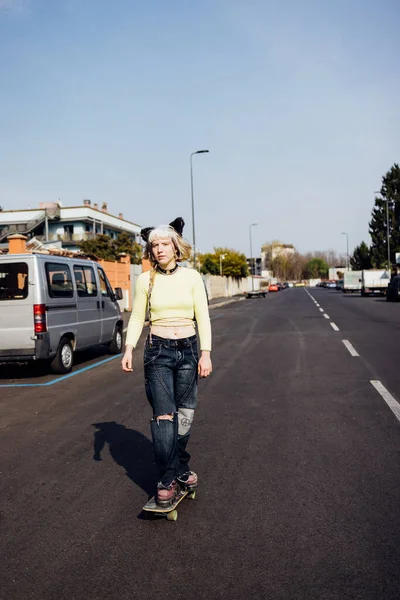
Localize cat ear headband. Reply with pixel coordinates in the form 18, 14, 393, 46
140, 217, 185, 242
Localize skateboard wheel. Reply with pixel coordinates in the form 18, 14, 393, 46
188, 491, 196, 500
167, 510, 178, 522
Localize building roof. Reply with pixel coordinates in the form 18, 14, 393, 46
0, 204, 141, 236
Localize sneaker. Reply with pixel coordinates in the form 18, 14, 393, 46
156, 480, 178, 507
177, 471, 198, 490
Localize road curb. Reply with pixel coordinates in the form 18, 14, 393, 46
209, 297, 246, 309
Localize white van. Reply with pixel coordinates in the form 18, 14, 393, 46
0, 253, 124, 373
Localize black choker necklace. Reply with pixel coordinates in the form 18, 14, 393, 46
156, 264, 179, 275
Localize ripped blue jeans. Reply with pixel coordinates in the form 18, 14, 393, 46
144, 334, 199, 488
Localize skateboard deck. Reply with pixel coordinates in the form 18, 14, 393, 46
142, 485, 196, 521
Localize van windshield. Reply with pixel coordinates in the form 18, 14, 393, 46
0, 262, 29, 301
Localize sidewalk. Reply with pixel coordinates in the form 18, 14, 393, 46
207, 294, 245, 309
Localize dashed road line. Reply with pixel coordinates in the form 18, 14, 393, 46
342, 340, 359, 357
319, 308, 324, 312
323, 313, 330, 319
330, 323, 340, 331
370, 380, 400, 423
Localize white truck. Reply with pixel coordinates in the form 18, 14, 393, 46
343, 270, 362, 293
361, 269, 391, 296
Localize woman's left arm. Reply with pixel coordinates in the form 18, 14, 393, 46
193, 274, 212, 378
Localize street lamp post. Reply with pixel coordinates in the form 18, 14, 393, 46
341, 232, 349, 270
219, 253, 226, 277
374, 191, 391, 271
190, 149, 209, 270
249, 223, 258, 291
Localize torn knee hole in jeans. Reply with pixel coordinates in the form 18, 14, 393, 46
154, 413, 174, 423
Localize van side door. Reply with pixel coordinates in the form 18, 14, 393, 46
73, 264, 101, 348
44, 261, 77, 354
97, 266, 120, 344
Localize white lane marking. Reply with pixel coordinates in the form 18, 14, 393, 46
316, 303, 320, 307
342, 340, 359, 357
330, 322, 339, 331
323, 313, 330, 319
319, 308, 324, 312
370, 380, 400, 423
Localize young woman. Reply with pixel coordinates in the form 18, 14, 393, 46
121, 217, 212, 507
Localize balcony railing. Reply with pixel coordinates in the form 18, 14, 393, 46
34, 232, 97, 243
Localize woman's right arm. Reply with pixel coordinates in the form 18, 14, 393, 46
121, 275, 148, 372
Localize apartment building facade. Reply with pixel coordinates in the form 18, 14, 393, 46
0, 200, 141, 252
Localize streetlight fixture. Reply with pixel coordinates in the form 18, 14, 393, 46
190, 150, 209, 269
249, 223, 258, 291
341, 232, 349, 271
219, 253, 226, 277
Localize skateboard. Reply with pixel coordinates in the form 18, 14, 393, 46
142, 485, 196, 521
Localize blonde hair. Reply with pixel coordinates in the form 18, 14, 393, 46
144, 225, 192, 266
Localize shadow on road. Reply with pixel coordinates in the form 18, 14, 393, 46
92, 421, 157, 498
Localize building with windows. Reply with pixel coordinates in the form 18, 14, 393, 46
0, 200, 141, 252
246, 257, 262, 276
261, 242, 295, 278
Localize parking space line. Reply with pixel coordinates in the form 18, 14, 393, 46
330, 323, 340, 331
0, 355, 121, 388
342, 340, 359, 357
370, 380, 400, 423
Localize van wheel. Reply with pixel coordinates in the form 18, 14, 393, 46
109, 326, 123, 354
50, 337, 74, 374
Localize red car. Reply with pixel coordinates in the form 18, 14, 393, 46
269, 283, 279, 292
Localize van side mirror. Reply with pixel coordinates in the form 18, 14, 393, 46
114, 287, 123, 300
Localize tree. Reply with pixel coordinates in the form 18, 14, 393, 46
199, 253, 219, 275
369, 163, 400, 268
78, 232, 142, 264
114, 231, 142, 265
304, 257, 329, 279
200, 247, 248, 278
350, 241, 372, 270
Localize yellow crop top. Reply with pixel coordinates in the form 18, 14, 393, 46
125, 267, 212, 351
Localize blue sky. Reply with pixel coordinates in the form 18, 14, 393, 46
1, 0, 399, 257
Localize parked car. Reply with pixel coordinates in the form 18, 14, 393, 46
0, 253, 124, 373
327, 281, 337, 289
269, 283, 279, 292
386, 276, 400, 302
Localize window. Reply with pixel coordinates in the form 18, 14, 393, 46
73, 265, 98, 297
45, 263, 73, 298
0, 262, 29, 301
98, 267, 112, 297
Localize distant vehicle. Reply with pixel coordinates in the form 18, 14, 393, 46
0, 253, 124, 373
343, 270, 362, 293
245, 289, 267, 298
294, 282, 305, 287
277, 282, 283, 291
386, 276, 400, 302
283, 282, 290, 289
361, 269, 390, 297
326, 281, 337, 289
336, 279, 344, 290
269, 284, 279, 292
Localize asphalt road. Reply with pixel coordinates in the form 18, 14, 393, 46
1, 288, 400, 600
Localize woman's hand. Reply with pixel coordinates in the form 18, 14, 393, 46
121, 346, 134, 372
198, 351, 212, 378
